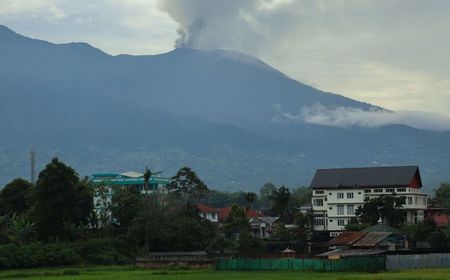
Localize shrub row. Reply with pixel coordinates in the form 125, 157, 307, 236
0, 238, 131, 269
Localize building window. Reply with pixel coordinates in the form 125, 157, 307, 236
386, 188, 395, 193
347, 205, 354, 215
337, 219, 345, 226
347, 192, 354, 199
337, 205, 344, 215
313, 198, 323, 207
314, 218, 324, 226
315, 190, 324, 194
337, 192, 344, 199
407, 197, 413, 205
364, 189, 371, 193
415, 197, 418, 205
397, 188, 406, 192
374, 189, 383, 193
330, 232, 340, 237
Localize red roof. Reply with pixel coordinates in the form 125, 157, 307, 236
431, 213, 450, 227
196, 205, 262, 221
195, 204, 217, 213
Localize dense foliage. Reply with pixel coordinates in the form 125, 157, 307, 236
1, 157, 449, 268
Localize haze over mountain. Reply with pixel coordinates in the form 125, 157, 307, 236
1, 25, 449, 192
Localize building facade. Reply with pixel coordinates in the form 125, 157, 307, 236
92, 171, 171, 220
310, 166, 427, 237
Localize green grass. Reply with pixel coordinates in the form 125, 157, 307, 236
0, 266, 449, 280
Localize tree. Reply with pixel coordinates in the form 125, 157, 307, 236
354, 195, 406, 228
245, 192, 257, 210
222, 205, 250, 239
0, 178, 33, 216
433, 182, 450, 222
271, 186, 291, 220
259, 182, 276, 208
111, 187, 142, 230
31, 158, 80, 241
236, 231, 265, 258
290, 187, 312, 209
74, 177, 94, 226
170, 202, 216, 251
167, 167, 209, 202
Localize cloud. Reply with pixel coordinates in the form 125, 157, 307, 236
276, 104, 450, 131
0, 0, 177, 55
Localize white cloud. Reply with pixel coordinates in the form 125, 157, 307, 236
0, 0, 177, 55
277, 104, 450, 131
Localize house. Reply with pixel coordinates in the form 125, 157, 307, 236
310, 166, 427, 237
249, 216, 279, 238
195, 204, 219, 223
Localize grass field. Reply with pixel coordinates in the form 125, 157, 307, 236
0, 266, 449, 280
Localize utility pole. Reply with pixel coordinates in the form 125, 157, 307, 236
30, 149, 36, 185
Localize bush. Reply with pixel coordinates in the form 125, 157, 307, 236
0, 238, 131, 268
0, 243, 81, 269
73, 238, 130, 265
61, 269, 80, 275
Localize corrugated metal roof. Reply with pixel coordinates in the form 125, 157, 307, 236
310, 166, 421, 189
328, 231, 367, 246
352, 232, 392, 247
317, 248, 388, 257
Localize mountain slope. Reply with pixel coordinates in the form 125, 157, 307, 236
0, 25, 449, 192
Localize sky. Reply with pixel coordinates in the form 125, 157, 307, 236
1, 0, 449, 119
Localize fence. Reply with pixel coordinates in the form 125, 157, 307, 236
386, 253, 450, 271
216, 256, 386, 272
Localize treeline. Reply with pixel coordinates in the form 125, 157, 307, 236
0, 158, 311, 269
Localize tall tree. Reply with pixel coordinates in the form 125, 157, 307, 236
0, 178, 33, 216
31, 158, 80, 241
271, 186, 291, 220
167, 167, 209, 202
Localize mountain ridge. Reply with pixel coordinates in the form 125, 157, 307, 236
1, 25, 449, 192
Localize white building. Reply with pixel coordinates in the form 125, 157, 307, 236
310, 166, 427, 237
